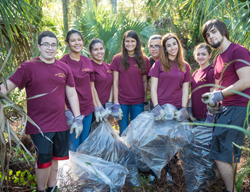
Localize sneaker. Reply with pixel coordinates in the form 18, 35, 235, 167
46, 186, 58, 192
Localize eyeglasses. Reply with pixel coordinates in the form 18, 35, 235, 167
40, 42, 58, 48
149, 45, 161, 49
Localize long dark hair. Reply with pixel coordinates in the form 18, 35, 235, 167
121, 30, 146, 74
160, 33, 189, 72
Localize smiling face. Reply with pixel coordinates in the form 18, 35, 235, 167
67, 33, 83, 53
124, 37, 137, 54
165, 37, 179, 60
149, 39, 161, 60
37, 36, 57, 63
90, 42, 105, 63
195, 47, 211, 67
205, 26, 224, 48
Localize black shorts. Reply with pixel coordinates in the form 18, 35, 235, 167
31, 131, 69, 169
209, 106, 249, 163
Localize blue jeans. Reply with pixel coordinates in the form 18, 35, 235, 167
68, 113, 93, 152
119, 103, 144, 136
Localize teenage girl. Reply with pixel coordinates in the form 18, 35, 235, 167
88, 38, 113, 122
149, 33, 191, 122
110, 30, 150, 136
61, 29, 98, 151
188, 43, 214, 121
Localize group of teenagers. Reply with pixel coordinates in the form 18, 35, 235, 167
0, 19, 250, 192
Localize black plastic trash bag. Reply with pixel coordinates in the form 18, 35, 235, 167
77, 121, 140, 187
180, 122, 220, 192
121, 103, 193, 178
57, 151, 127, 192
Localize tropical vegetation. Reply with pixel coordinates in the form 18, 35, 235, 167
0, 0, 250, 191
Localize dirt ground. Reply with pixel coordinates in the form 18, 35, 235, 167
2, 118, 250, 192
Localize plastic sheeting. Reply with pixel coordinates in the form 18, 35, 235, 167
57, 151, 127, 192
77, 121, 140, 187
121, 104, 193, 178
180, 123, 220, 192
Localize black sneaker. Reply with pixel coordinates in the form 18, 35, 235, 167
46, 186, 58, 192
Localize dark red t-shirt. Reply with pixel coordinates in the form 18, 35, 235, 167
91, 60, 113, 105
60, 54, 95, 116
214, 43, 250, 106
110, 54, 150, 105
9, 57, 75, 134
191, 65, 214, 118
148, 60, 191, 108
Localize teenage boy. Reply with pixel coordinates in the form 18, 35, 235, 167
0, 31, 83, 192
201, 19, 250, 192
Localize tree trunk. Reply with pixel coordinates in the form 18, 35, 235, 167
75, 0, 82, 17
110, 0, 117, 13
62, 0, 69, 35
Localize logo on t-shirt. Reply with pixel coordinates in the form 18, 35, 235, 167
55, 73, 66, 78
82, 68, 91, 72
134, 64, 139, 68
200, 78, 206, 82
107, 70, 112, 73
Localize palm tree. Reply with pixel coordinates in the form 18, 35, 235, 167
0, 1, 42, 190
73, 0, 155, 63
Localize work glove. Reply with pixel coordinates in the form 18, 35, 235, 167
111, 103, 123, 120
144, 101, 151, 111
65, 109, 74, 127
205, 112, 215, 124
187, 107, 197, 121
201, 91, 224, 106
70, 115, 84, 139
105, 102, 113, 115
151, 104, 165, 122
206, 103, 223, 114
174, 107, 189, 122
94, 106, 108, 122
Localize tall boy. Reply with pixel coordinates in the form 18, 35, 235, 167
201, 19, 250, 192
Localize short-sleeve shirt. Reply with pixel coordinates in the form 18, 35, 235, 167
191, 65, 214, 118
91, 60, 113, 105
214, 43, 250, 106
110, 54, 151, 105
149, 60, 191, 108
60, 54, 95, 116
9, 57, 75, 135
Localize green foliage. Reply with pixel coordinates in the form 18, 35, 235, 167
0, 168, 36, 189
11, 146, 35, 163
236, 154, 250, 192
73, 0, 155, 63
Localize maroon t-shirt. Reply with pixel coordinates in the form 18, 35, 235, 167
60, 54, 95, 116
214, 43, 250, 106
91, 60, 113, 105
110, 54, 150, 105
9, 57, 75, 135
191, 65, 214, 118
149, 60, 191, 108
